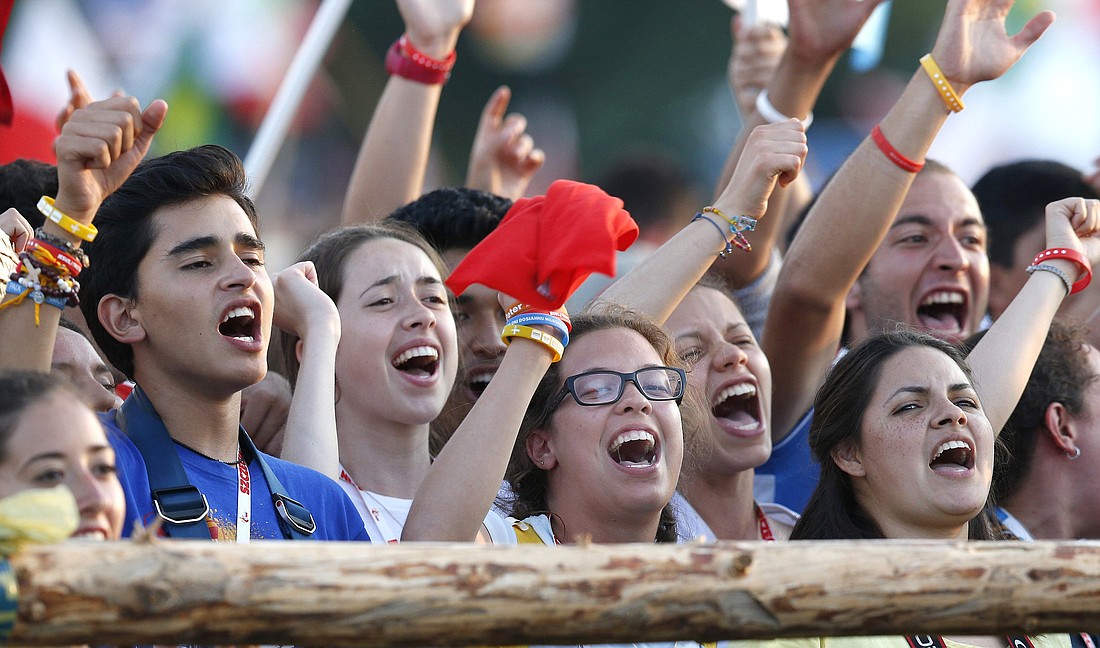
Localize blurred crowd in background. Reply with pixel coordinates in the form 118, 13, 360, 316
2, 0, 1098, 269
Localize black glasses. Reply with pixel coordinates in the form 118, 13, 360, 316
550, 366, 687, 410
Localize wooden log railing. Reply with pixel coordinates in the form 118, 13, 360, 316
8, 539, 1100, 646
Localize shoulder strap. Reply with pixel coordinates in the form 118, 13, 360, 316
116, 386, 212, 540
118, 386, 316, 540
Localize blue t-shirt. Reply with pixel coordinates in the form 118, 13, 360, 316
754, 408, 818, 514
103, 414, 369, 542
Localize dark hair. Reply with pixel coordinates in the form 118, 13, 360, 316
385, 187, 511, 255
0, 159, 58, 229
0, 371, 84, 463
78, 145, 257, 379
791, 328, 999, 540
972, 160, 1099, 268
991, 321, 1097, 501
278, 221, 448, 387
502, 306, 685, 543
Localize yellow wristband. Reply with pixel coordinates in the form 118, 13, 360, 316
919, 54, 964, 113
37, 196, 98, 242
501, 324, 564, 363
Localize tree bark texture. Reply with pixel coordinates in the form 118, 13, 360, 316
8, 539, 1100, 646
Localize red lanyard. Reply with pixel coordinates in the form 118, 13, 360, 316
339, 468, 401, 544
755, 503, 775, 542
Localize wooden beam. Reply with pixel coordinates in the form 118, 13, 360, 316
9, 539, 1100, 646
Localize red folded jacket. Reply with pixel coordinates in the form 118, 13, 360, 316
446, 179, 638, 310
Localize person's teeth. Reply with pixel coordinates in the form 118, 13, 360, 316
921, 291, 964, 306
222, 306, 255, 323
713, 382, 756, 406
393, 346, 439, 366
932, 439, 971, 461
609, 430, 655, 453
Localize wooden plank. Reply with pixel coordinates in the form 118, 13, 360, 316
9, 540, 1100, 646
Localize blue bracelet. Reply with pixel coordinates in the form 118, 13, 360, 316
0, 560, 16, 643
692, 213, 733, 258
505, 313, 570, 347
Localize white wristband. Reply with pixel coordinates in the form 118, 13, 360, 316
755, 89, 813, 129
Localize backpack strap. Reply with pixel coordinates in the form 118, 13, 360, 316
118, 385, 315, 540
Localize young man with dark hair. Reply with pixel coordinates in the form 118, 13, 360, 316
58, 97, 366, 541
972, 159, 1100, 322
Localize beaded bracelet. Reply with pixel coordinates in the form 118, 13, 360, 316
385, 34, 456, 85
755, 89, 813, 129
505, 312, 570, 346
1031, 248, 1092, 295
702, 206, 756, 252
1, 272, 68, 326
870, 124, 924, 173
1026, 264, 1071, 297
14, 253, 79, 307
25, 239, 81, 277
37, 196, 98, 242
33, 228, 90, 268
919, 54, 964, 113
501, 323, 565, 362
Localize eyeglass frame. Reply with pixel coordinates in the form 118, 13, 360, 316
549, 366, 687, 411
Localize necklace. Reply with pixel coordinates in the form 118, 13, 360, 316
172, 438, 244, 465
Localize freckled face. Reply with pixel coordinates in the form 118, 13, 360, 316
846, 347, 993, 539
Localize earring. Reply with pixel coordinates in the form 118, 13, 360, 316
1067, 446, 1082, 461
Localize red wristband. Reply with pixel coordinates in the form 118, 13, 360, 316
870, 124, 925, 173
1032, 248, 1092, 295
25, 238, 82, 277
384, 34, 456, 85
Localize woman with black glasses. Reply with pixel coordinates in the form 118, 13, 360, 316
402, 120, 803, 546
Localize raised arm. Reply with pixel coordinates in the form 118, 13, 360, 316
402, 294, 556, 542
341, 0, 474, 225
762, 0, 1053, 443
0, 97, 166, 371
711, 0, 884, 287
970, 197, 1100, 432
270, 261, 342, 477
594, 120, 807, 325
465, 86, 545, 201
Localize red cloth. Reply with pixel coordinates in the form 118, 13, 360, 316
0, 0, 14, 127
446, 179, 638, 310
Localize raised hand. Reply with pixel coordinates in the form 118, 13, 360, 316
53, 96, 168, 224
714, 120, 808, 220
271, 261, 340, 340
54, 69, 95, 133
728, 19, 787, 118
396, 0, 475, 57
930, 0, 1055, 91
1044, 197, 1100, 269
466, 86, 545, 200
785, 0, 886, 62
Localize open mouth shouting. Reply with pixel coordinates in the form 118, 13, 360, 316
392, 344, 441, 384
916, 290, 968, 338
219, 302, 263, 351
929, 439, 974, 474
463, 363, 499, 400
608, 429, 659, 470
711, 381, 764, 437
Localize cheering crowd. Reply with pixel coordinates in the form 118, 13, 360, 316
2, 0, 1100, 645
